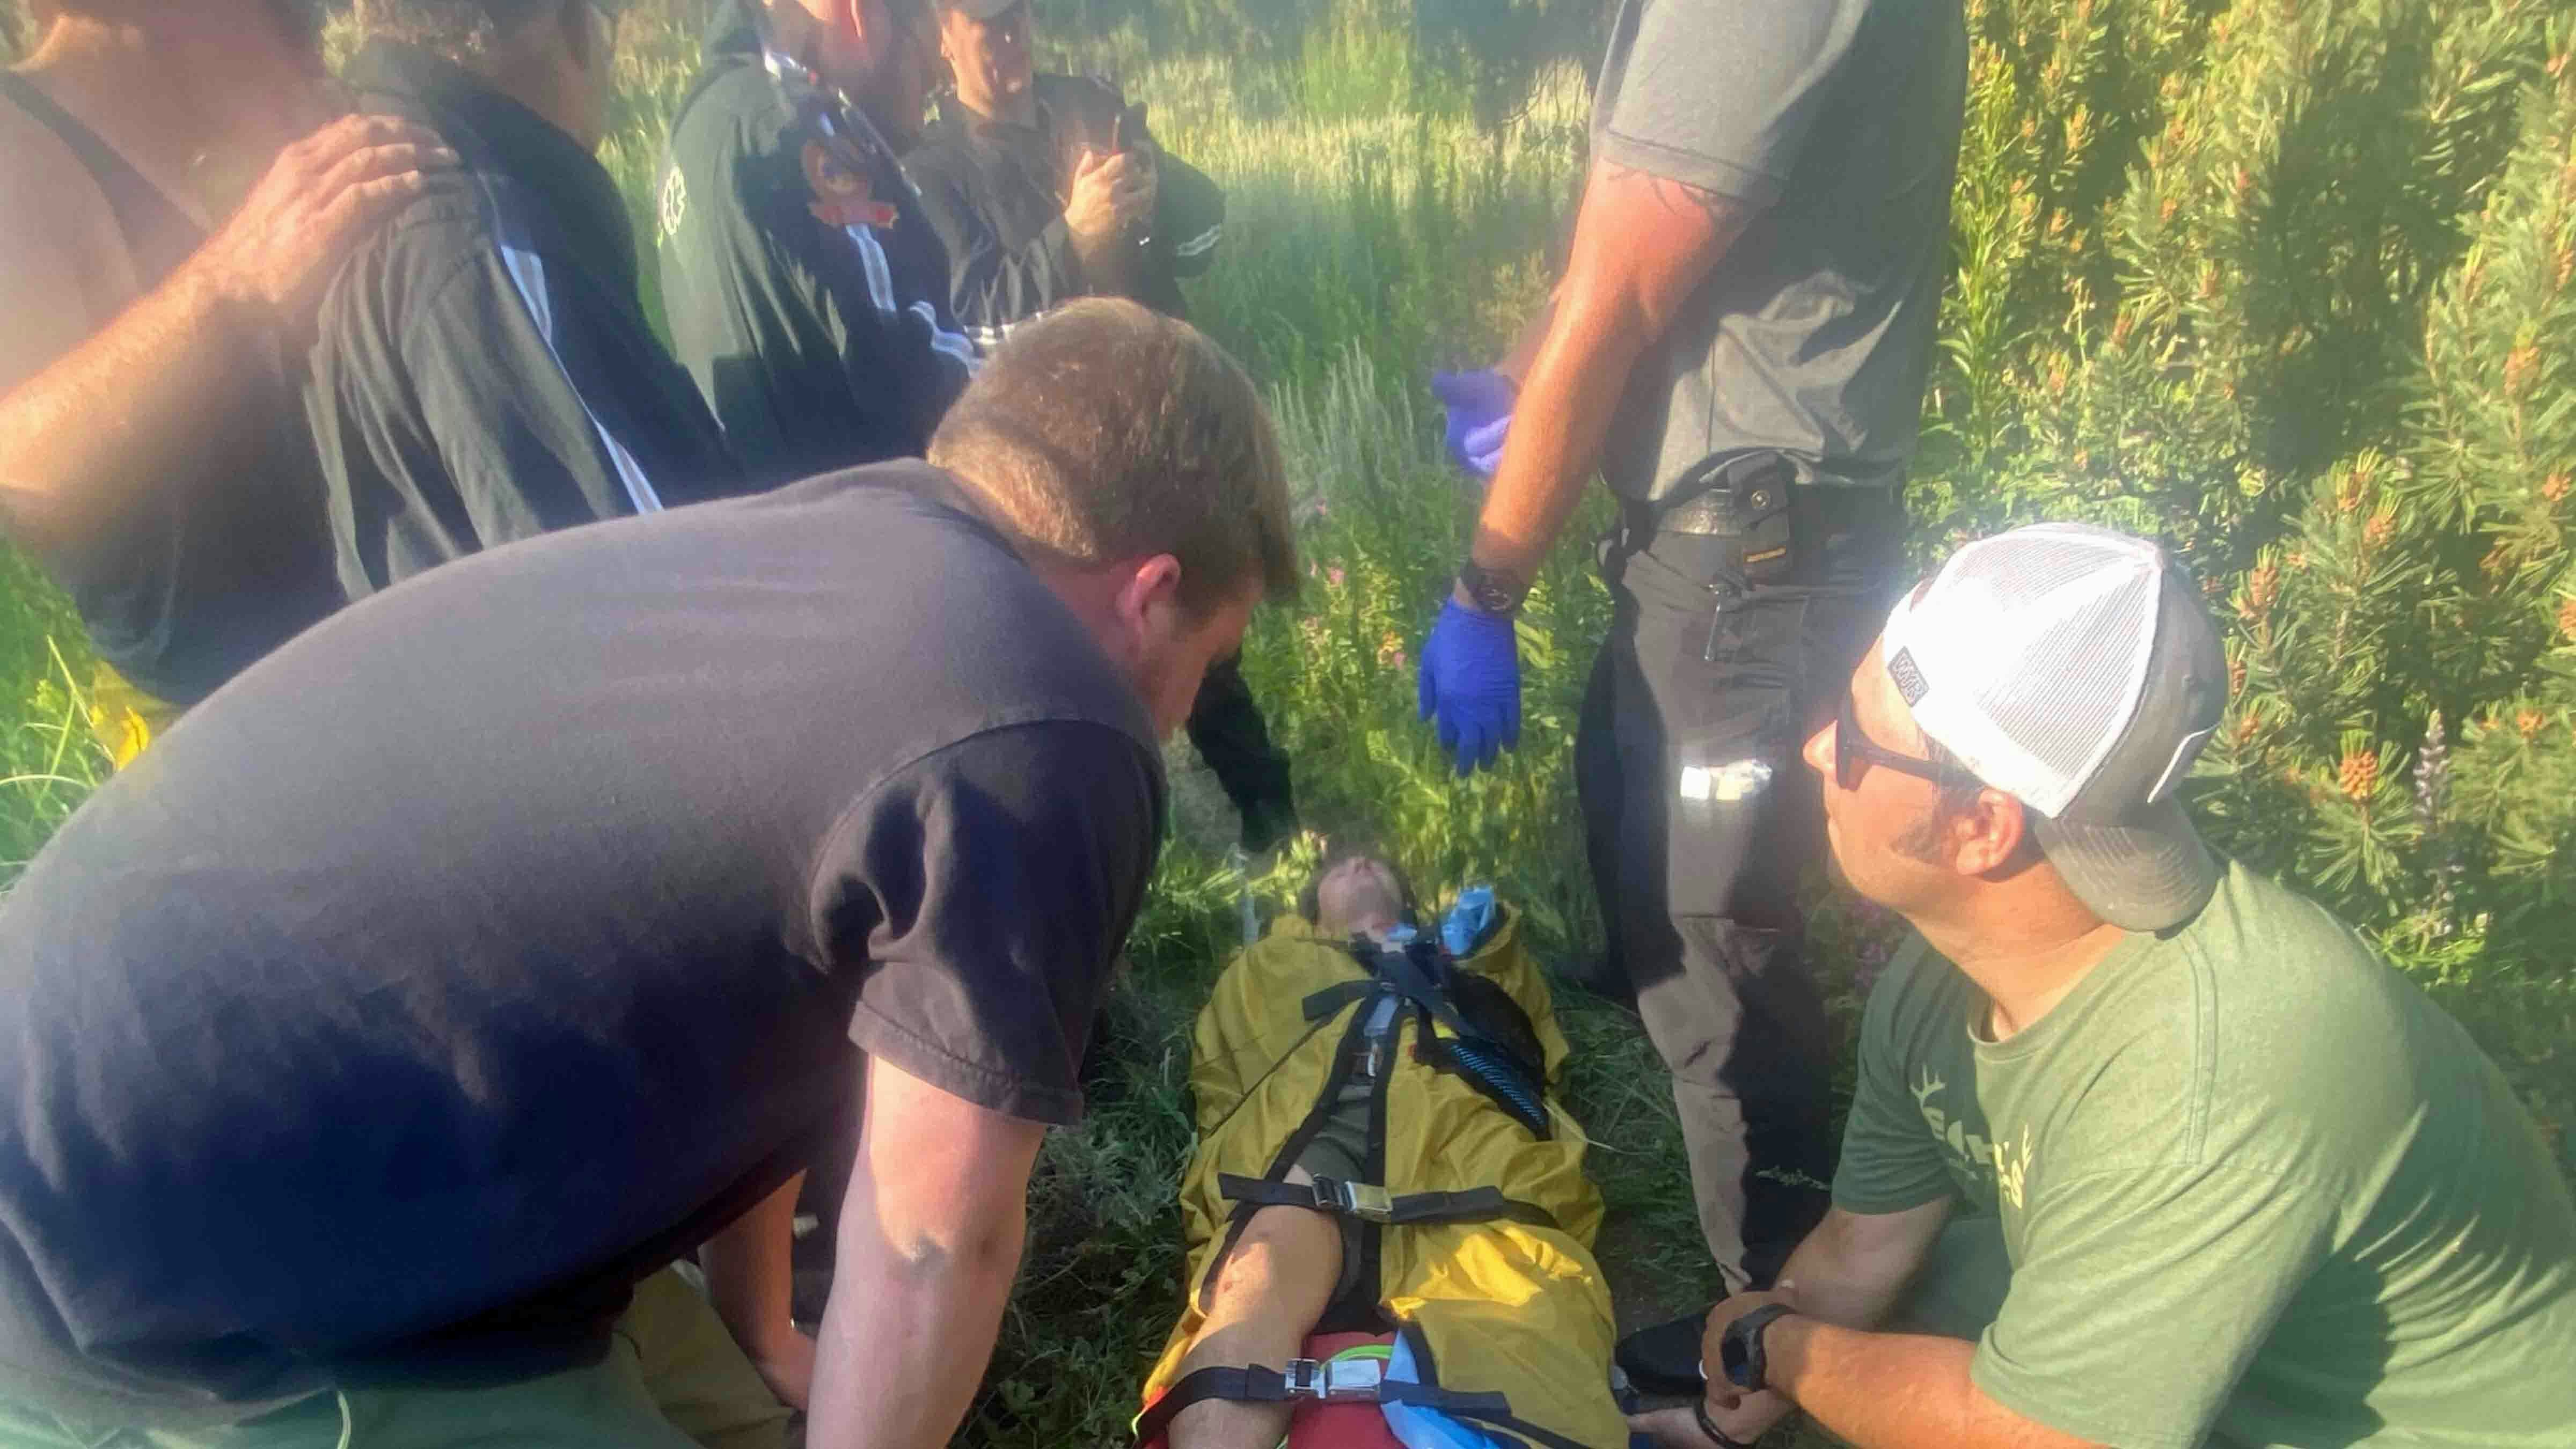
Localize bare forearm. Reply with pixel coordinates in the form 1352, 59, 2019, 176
1, 112, 447, 553
1771, 1320, 2095, 1449
1465, 291, 1652, 586
1773, 1206, 1944, 1330
703, 1174, 806, 1366
806, 1203, 1026, 1449
1494, 297, 1557, 386
0, 261, 262, 553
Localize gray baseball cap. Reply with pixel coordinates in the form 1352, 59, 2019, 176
1878, 523, 2230, 932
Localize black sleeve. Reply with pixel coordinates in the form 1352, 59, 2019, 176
1152, 150, 1225, 281
904, 154, 1086, 341
813, 722, 1163, 1125
397, 246, 657, 547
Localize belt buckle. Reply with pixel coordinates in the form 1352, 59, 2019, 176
1310, 1176, 1395, 1222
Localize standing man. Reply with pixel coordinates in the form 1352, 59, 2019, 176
0, 301, 1299, 1449
658, 0, 976, 494
1634, 524, 2576, 1448
901, 0, 1291, 853
308, 0, 743, 597
0, 0, 450, 759
1415, 0, 1968, 1290
900, 0, 1225, 348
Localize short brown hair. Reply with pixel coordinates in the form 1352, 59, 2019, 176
354, 0, 559, 56
929, 299, 1300, 614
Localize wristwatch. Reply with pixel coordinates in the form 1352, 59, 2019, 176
1718, 1304, 1796, 1393
1693, 1396, 1755, 1447
1454, 558, 1527, 617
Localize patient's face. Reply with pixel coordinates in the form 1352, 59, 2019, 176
1313, 856, 1404, 939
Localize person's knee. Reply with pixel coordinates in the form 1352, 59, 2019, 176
1204, 1204, 1343, 1322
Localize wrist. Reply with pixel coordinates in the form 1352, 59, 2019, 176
176, 251, 270, 339
747, 1317, 810, 1362
1758, 1311, 1818, 1402
1453, 558, 1528, 617
1719, 1304, 1798, 1394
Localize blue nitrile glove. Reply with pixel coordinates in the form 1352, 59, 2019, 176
1431, 369, 1515, 479
1416, 599, 1521, 775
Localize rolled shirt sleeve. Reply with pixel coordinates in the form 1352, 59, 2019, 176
811, 721, 1163, 1126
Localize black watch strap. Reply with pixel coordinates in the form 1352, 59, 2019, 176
1721, 1304, 1796, 1393
1454, 558, 1527, 617
1693, 1396, 1755, 1448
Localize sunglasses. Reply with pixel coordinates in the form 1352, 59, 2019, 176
1835, 688, 1982, 794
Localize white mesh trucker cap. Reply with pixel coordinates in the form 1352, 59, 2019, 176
1878, 523, 2230, 932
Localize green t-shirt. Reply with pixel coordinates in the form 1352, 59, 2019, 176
1834, 860, 2576, 1448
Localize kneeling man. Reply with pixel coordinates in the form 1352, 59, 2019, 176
1643, 523, 2576, 1449
0, 299, 1296, 1449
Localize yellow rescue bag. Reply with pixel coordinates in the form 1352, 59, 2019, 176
1140, 908, 1627, 1449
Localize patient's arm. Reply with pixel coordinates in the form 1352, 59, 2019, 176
1168, 1170, 1346, 1449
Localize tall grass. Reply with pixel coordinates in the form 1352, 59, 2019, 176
1, 5, 2564, 1448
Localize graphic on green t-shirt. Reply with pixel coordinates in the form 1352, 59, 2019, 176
1833, 861, 2576, 1449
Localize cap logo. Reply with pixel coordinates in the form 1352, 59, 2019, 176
1887, 647, 1929, 706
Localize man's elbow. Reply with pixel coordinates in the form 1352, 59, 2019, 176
852, 1197, 1028, 1282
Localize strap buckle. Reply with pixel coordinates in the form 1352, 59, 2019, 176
1282, 1355, 1385, 1402
1312, 1176, 1394, 1222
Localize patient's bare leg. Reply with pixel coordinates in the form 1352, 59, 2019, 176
1168, 1174, 1346, 1449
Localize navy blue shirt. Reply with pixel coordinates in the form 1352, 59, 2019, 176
0, 464, 1163, 1425
310, 42, 744, 597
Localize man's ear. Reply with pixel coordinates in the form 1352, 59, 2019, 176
1956, 789, 2035, 879
1113, 553, 1185, 635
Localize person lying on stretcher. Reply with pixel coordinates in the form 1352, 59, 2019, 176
1136, 850, 1631, 1449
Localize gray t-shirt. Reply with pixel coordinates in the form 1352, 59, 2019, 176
1591, 0, 1967, 501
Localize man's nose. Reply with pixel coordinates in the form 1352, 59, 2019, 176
1801, 721, 1834, 781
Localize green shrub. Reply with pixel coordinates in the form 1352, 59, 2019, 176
0, 5, 2566, 1445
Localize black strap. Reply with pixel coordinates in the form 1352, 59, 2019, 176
1133, 1362, 1512, 1446
1373, 946, 1506, 1062
1694, 1398, 1756, 1448
1217, 1173, 1558, 1230
0, 71, 203, 286
1301, 979, 1375, 1022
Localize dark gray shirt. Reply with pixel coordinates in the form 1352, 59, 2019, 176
0, 464, 1163, 1426
1592, 0, 1967, 501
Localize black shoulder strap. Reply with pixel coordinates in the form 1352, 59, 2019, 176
1217, 1173, 1561, 1231
0, 70, 203, 286
1301, 979, 1375, 1022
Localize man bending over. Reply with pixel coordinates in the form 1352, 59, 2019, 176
0, 300, 1296, 1449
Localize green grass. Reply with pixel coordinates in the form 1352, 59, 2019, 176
0, 6, 2565, 1449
